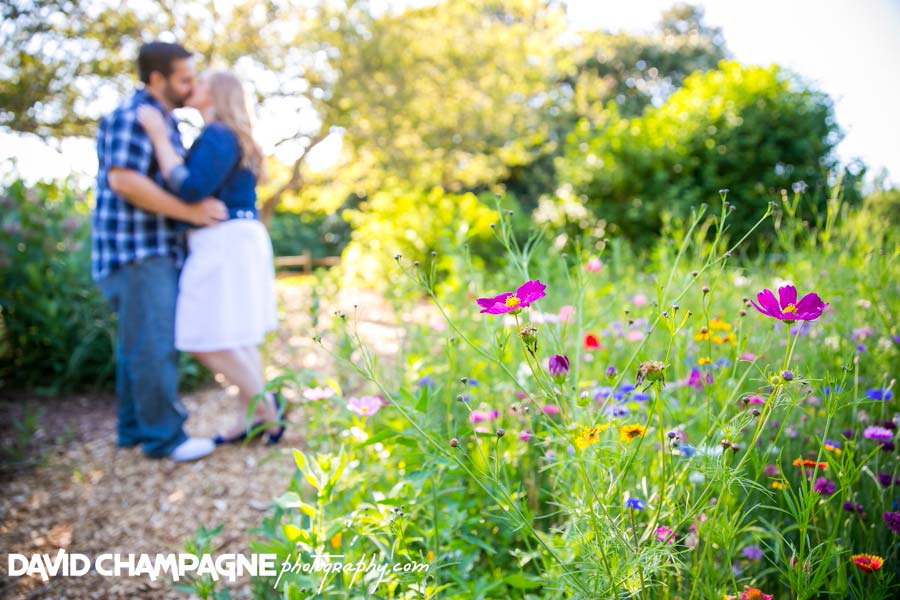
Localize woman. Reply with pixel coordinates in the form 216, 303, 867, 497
136, 71, 283, 445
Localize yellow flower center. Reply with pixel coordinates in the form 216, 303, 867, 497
783, 303, 797, 313
505, 296, 521, 307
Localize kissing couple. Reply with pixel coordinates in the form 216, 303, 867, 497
91, 41, 285, 462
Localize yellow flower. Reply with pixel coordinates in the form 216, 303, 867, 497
824, 443, 842, 455
712, 332, 736, 344
574, 424, 610, 449
695, 331, 711, 341
698, 357, 713, 365
710, 317, 732, 332
619, 423, 647, 442
771, 480, 788, 489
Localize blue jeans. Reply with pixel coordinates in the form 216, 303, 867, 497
98, 255, 188, 457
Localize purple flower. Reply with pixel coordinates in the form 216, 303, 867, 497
606, 366, 617, 378
781, 370, 794, 381
606, 405, 629, 417
864, 426, 894, 442
548, 355, 570, 380
742, 545, 763, 561
813, 477, 836, 495
470, 409, 499, 423
687, 368, 704, 389
750, 284, 828, 323
883, 511, 900, 535
843, 501, 864, 514
593, 386, 613, 400
417, 375, 436, 387
867, 388, 893, 401
347, 395, 384, 416
476, 280, 547, 314
877, 472, 896, 487
626, 497, 645, 511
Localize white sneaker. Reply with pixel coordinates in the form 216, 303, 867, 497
168, 437, 215, 462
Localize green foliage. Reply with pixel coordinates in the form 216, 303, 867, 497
339, 186, 498, 292
256, 196, 899, 598
0, 178, 116, 392
557, 60, 851, 242
861, 187, 900, 230
267, 210, 351, 259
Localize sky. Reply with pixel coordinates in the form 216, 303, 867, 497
3, 0, 899, 186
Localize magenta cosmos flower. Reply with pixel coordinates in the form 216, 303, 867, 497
750, 284, 827, 323
476, 280, 547, 314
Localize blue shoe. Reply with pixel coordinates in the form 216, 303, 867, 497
213, 420, 266, 445
265, 391, 286, 446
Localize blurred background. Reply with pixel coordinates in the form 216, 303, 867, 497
1, 0, 899, 391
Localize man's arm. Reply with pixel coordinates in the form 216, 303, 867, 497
108, 167, 227, 226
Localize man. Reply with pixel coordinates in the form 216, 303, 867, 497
92, 41, 224, 461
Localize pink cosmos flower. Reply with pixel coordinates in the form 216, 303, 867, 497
470, 409, 500, 423
541, 405, 560, 416
558, 305, 575, 323
476, 280, 547, 314
347, 395, 383, 416
655, 526, 677, 544
750, 284, 827, 323
632, 293, 648, 307
518, 430, 532, 442
626, 330, 645, 342
584, 257, 603, 273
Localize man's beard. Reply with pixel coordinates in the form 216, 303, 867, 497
163, 83, 189, 109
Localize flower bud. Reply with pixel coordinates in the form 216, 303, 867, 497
782, 370, 794, 382
636, 360, 666, 386
519, 325, 538, 354
449, 438, 459, 447
548, 354, 570, 382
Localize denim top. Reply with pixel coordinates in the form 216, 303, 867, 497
166, 122, 258, 223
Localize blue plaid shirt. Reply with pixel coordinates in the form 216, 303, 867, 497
91, 89, 187, 281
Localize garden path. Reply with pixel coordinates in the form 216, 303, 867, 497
0, 279, 432, 599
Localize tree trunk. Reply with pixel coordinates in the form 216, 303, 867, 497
259, 131, 329, 226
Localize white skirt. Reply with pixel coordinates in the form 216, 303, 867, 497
175, 219, 278, 352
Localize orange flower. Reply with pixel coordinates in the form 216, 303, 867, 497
792, 458, 827, 470
739, 588, 773, 600
851, 553, 884, 572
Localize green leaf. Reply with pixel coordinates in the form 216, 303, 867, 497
503, 573, 544, 590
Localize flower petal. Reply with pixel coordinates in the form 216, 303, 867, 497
794, 293, 826, 320
515, 280, 547, 305
476, 292, 513, 309
777, 285, 797, 309
751, 289, 781, 318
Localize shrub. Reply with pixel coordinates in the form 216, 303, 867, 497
0, 178, 115, 392
0, 178, 212, 393
339, 186, 499, 293
556, 61, 857, 242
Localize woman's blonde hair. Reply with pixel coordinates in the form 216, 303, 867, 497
206, 71, 264, 179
